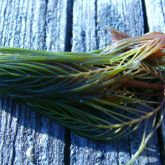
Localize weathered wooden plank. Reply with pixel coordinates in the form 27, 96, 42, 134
71, 2, 118, 164
0, 0, 164, 164
72, 0, 97, 52
145, 0, 165, 32
0, 0, 68, 164
144, 0, 165, 161
70, 0, 161, 164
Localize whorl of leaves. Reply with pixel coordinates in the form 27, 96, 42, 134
0, 32, 164, 141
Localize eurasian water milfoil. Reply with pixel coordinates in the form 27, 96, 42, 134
0, 30, 164, 165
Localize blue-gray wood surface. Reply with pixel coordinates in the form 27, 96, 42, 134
0, 0, 164, 165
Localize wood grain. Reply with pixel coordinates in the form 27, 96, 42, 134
0, 0, 164, 164
145, 0, 165, 32
145, 0, 165, 161
0, 0, 68, 164
70, 0, 161, 165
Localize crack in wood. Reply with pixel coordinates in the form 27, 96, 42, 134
141, 0, 149, 33
64, 0, 74, 164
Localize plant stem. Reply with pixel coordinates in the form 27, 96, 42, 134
123, 79, 164, 90
126, 97, 165, 165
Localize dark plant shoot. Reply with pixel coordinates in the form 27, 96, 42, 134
0, 29, 164, 164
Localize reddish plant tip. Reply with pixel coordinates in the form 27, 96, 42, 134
108, 28, 129, 42
139, 32, 165, 58
110, 29, 165, 58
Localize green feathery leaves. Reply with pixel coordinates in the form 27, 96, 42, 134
0, 31, 165, 164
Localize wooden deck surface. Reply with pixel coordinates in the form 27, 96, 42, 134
0, 0, 164, 164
